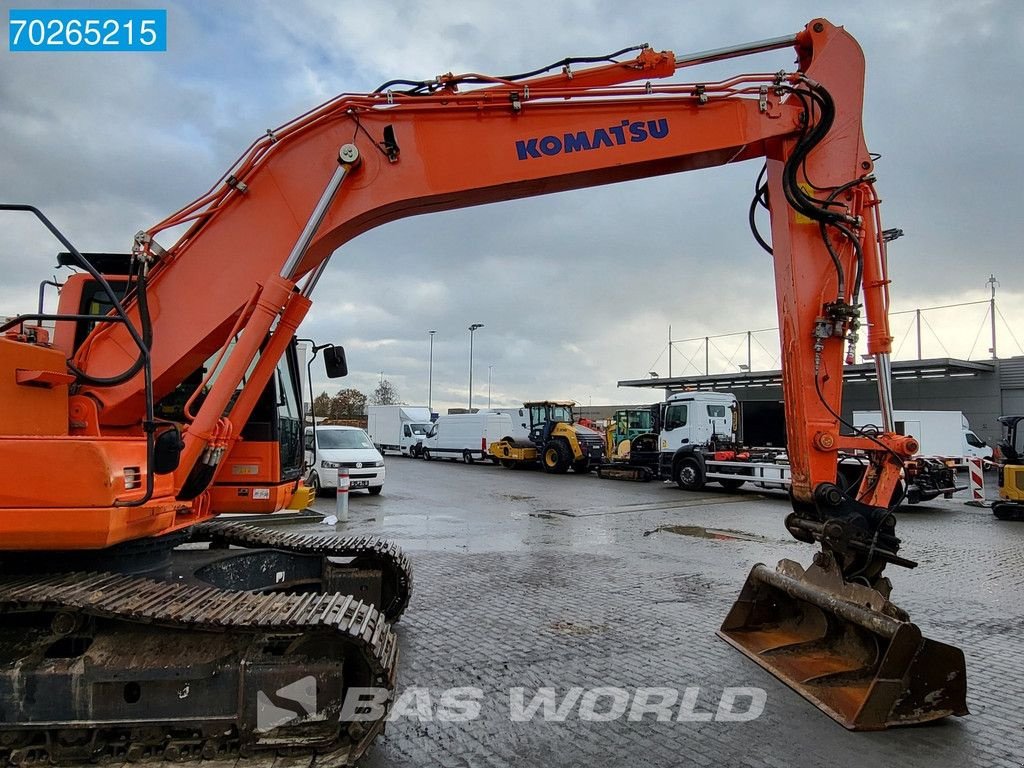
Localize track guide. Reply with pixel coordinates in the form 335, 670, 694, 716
0, 571, 399, 766
191, 520, 413, 621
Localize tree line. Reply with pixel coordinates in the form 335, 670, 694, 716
310, 378, 400, 420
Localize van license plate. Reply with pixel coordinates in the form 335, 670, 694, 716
352, 480, 369, 489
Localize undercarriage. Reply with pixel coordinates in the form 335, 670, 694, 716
0, 522, 412, 766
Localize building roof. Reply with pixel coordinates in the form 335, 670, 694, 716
618, 358, 995, 391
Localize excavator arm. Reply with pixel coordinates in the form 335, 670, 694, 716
74, 20, 910, 574
0, 18, 965, 741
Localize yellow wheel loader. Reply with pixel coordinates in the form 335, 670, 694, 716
489, 401, 605, 473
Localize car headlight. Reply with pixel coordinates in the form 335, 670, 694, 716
375, 460, 385, 467
321, 460, 341, 469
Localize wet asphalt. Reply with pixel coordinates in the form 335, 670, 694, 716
296, 455, 1023, 768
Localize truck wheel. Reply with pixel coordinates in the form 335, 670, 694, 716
675, 458, 705, 491
423, 448, 433, 461
542, 440, 572, 474
308, 471, 322, 497
718, 477, 745, 491
463, 451, 475, 464
368, 486, 383, 496
572, 459, 591, 474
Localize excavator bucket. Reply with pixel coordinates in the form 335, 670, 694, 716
718, 557, 968, 730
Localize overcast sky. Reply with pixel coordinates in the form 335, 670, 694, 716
2, 0, 1022, 413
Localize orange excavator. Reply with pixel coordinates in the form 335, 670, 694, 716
0, 18, 966, 765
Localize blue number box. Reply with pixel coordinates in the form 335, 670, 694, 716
9, 9, 167, 52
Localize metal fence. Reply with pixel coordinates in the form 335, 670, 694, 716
646, 296, 1024, 379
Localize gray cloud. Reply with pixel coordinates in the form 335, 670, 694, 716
2, 0, 1022, 414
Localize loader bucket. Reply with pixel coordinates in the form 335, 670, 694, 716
718, 557, 968, 730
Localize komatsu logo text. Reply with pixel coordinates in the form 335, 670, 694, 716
515, 118, 669, 161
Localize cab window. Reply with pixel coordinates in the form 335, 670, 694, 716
550, 405, 573, 423
707, 405, 727, 418
965, 431, 986, 448
664, 404, 688, 431
530, 406, 547, 427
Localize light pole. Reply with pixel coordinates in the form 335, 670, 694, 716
427, 330, 436, 412
468, 323, 484, 410
987, 274, 999, 360
487, 364, 493, 408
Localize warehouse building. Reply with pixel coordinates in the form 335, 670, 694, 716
617, 355, 1024, 447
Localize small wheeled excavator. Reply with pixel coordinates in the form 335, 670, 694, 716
993, 415, 1024, 520
606, 406, 656, 458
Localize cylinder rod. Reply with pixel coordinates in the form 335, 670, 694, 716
874, 352, 895, 433
280, 144, 359, 281
300, 258, 331, 298
674, 33, 798, 69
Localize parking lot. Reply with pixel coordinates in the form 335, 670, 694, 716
285, 456, 1024, 767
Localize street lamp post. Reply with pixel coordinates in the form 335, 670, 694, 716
427, 330, 436, 412
468, 323, 484, 410
487, 364, 493, 408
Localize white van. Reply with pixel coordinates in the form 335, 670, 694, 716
482, 408, 531, 441
420, 412, 515, 463
304, 425, 385, 495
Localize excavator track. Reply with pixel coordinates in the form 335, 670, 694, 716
190, 520, 413, 621
0, 571, 398, 767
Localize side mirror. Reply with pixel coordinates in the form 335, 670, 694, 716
153, 426, 185, 474
323, 345, 348, 379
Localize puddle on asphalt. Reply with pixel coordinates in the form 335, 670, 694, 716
643, 525, 772, 542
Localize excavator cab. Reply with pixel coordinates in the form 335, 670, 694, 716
52, 264, 313, 513
609, 407, 655, 457
993, 415, 1024, 520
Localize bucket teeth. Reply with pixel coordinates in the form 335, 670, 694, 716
719, 557, 968, 730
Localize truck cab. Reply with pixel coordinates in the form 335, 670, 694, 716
658, 391, 737, 454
